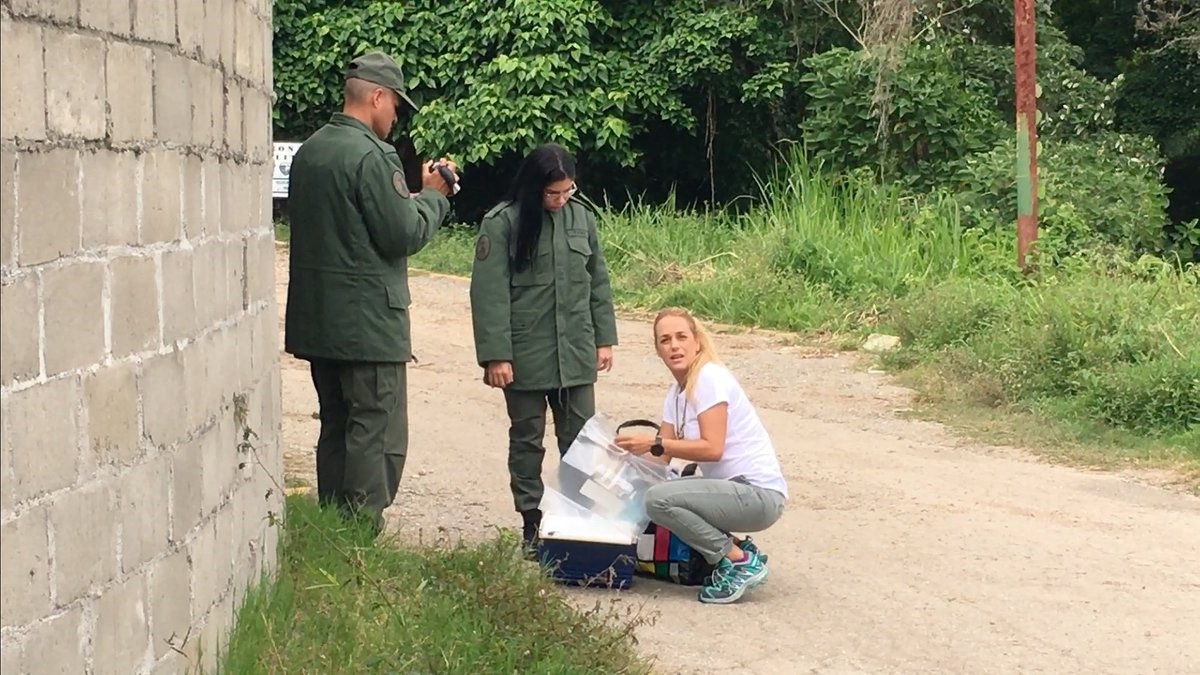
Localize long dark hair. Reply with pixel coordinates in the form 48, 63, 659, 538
504, 143, 576, 272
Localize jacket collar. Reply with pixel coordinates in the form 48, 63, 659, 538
329, 112, 377, 137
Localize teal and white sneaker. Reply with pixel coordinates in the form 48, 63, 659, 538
739, 536, 767, 563
698, 550, 769, 604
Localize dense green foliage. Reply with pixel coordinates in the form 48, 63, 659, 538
273, 0, 1198, 258
222, 496, 653, 674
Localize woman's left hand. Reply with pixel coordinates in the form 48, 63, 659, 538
614, 434, 653, 455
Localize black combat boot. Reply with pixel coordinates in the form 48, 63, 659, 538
521, 508, 542, 561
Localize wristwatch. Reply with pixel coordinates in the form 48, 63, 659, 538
650, 434, 665, 457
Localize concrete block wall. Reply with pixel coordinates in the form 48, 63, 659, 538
0, 0, 282, 673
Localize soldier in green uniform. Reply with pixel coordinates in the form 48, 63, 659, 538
284, 51, 459, 534
469, 143, 619, 552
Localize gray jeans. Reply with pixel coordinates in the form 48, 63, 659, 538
644, 477, 786, 564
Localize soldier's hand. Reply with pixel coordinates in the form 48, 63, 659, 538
422, 159, 459, 196
485, 361, 514, 388
596, 346, 614, 372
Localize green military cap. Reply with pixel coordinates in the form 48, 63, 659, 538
345, 51, 418, 111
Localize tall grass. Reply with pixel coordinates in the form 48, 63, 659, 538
407, 151, 1199, 466
221, 496, 654, 674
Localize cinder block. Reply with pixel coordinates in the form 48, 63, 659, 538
189, 508, 234, 619
234, 316, 253, 395
1, 393, 13, 514
201, 157, 220, 238
224, 84, 244, 156
42, 261, 105, 376
154, 51, 194, 145
9, 0, 77, 23
49, 483, 118, 604
258, 345, 281, 440
161, 249, 196, 345
84, 361, 140, 467
140, 348, 186, 448
20, 606, 86, 673
202, 414, 238, 519
182, 155, 204, 239
177, 0, 204, 56
225, 237, 246, 317
82, 150, 139, 249
118, 456, 172, 571
2, 149, 14, 267
202, 0, 222, 65
0, 633, 23, 673
106, 42, 154, 144
92, 573, 153, 675
141, 150, 182, 245
261, 20, 274, 92
243, 234, 268, 306
211, 70, 227, 152
133, 0, 176, 44
0, 18, 46, 141
0, 508, 51, 629
209, 327, 239, 410
45, 31, 107, 140
250, 164, 271, 229
148, 550, 191, 660
17, 149, 81, 265
193, 585, 234, 675
171, 431, 207, 538
110, 254, 159, 357
189, 63, 214, 148
151, 651, 192, 675
243, 91, 269, 163
181, 334, 215, 433
193, 241, 229, 329
219, 161, 237, 236
234, 2, 252, 80
1, 274, 40, 385
220, 0, 235, 71
81, 0, 132, 36
6, 378, 79, 502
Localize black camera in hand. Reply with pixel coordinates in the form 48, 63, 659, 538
431, 161, 460, 195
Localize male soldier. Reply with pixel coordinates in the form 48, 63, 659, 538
284, 51, 459, 534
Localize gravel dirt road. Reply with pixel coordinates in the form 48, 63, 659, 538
274, 247, 1200, 675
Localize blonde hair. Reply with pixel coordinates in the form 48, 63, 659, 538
653, 307, 721, 401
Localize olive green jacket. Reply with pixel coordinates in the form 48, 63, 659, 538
284, 113, 451, 363
469, 198, 618, 390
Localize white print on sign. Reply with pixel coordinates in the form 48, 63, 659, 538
272, 142, 302, 199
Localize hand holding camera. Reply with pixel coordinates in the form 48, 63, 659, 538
423, 158, 460, 197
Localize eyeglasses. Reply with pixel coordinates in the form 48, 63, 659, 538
545, 183, 577, 199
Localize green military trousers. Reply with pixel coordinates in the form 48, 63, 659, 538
309, 359, 408, 533
503, 384, 595, 514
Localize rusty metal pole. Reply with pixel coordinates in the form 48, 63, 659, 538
1014, 0, 1039, 272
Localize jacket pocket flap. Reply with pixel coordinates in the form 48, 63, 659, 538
386, 282, 410, 309
567, 235, 592, 256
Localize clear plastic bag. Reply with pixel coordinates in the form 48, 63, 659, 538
539, 412, 677, 544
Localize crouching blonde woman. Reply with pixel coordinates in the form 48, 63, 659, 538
615, 307, 788, 604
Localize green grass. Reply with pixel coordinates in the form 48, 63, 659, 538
220, 495, 655, 674
405, 152, 1200, 476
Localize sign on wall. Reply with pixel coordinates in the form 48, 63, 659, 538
272, 142, 302, 199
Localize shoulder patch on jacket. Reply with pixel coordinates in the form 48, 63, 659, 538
392, 169, 410, 197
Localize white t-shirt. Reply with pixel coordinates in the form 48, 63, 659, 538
662, 362, 788, 499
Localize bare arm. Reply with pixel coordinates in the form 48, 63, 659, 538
616, 405, 728, 462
